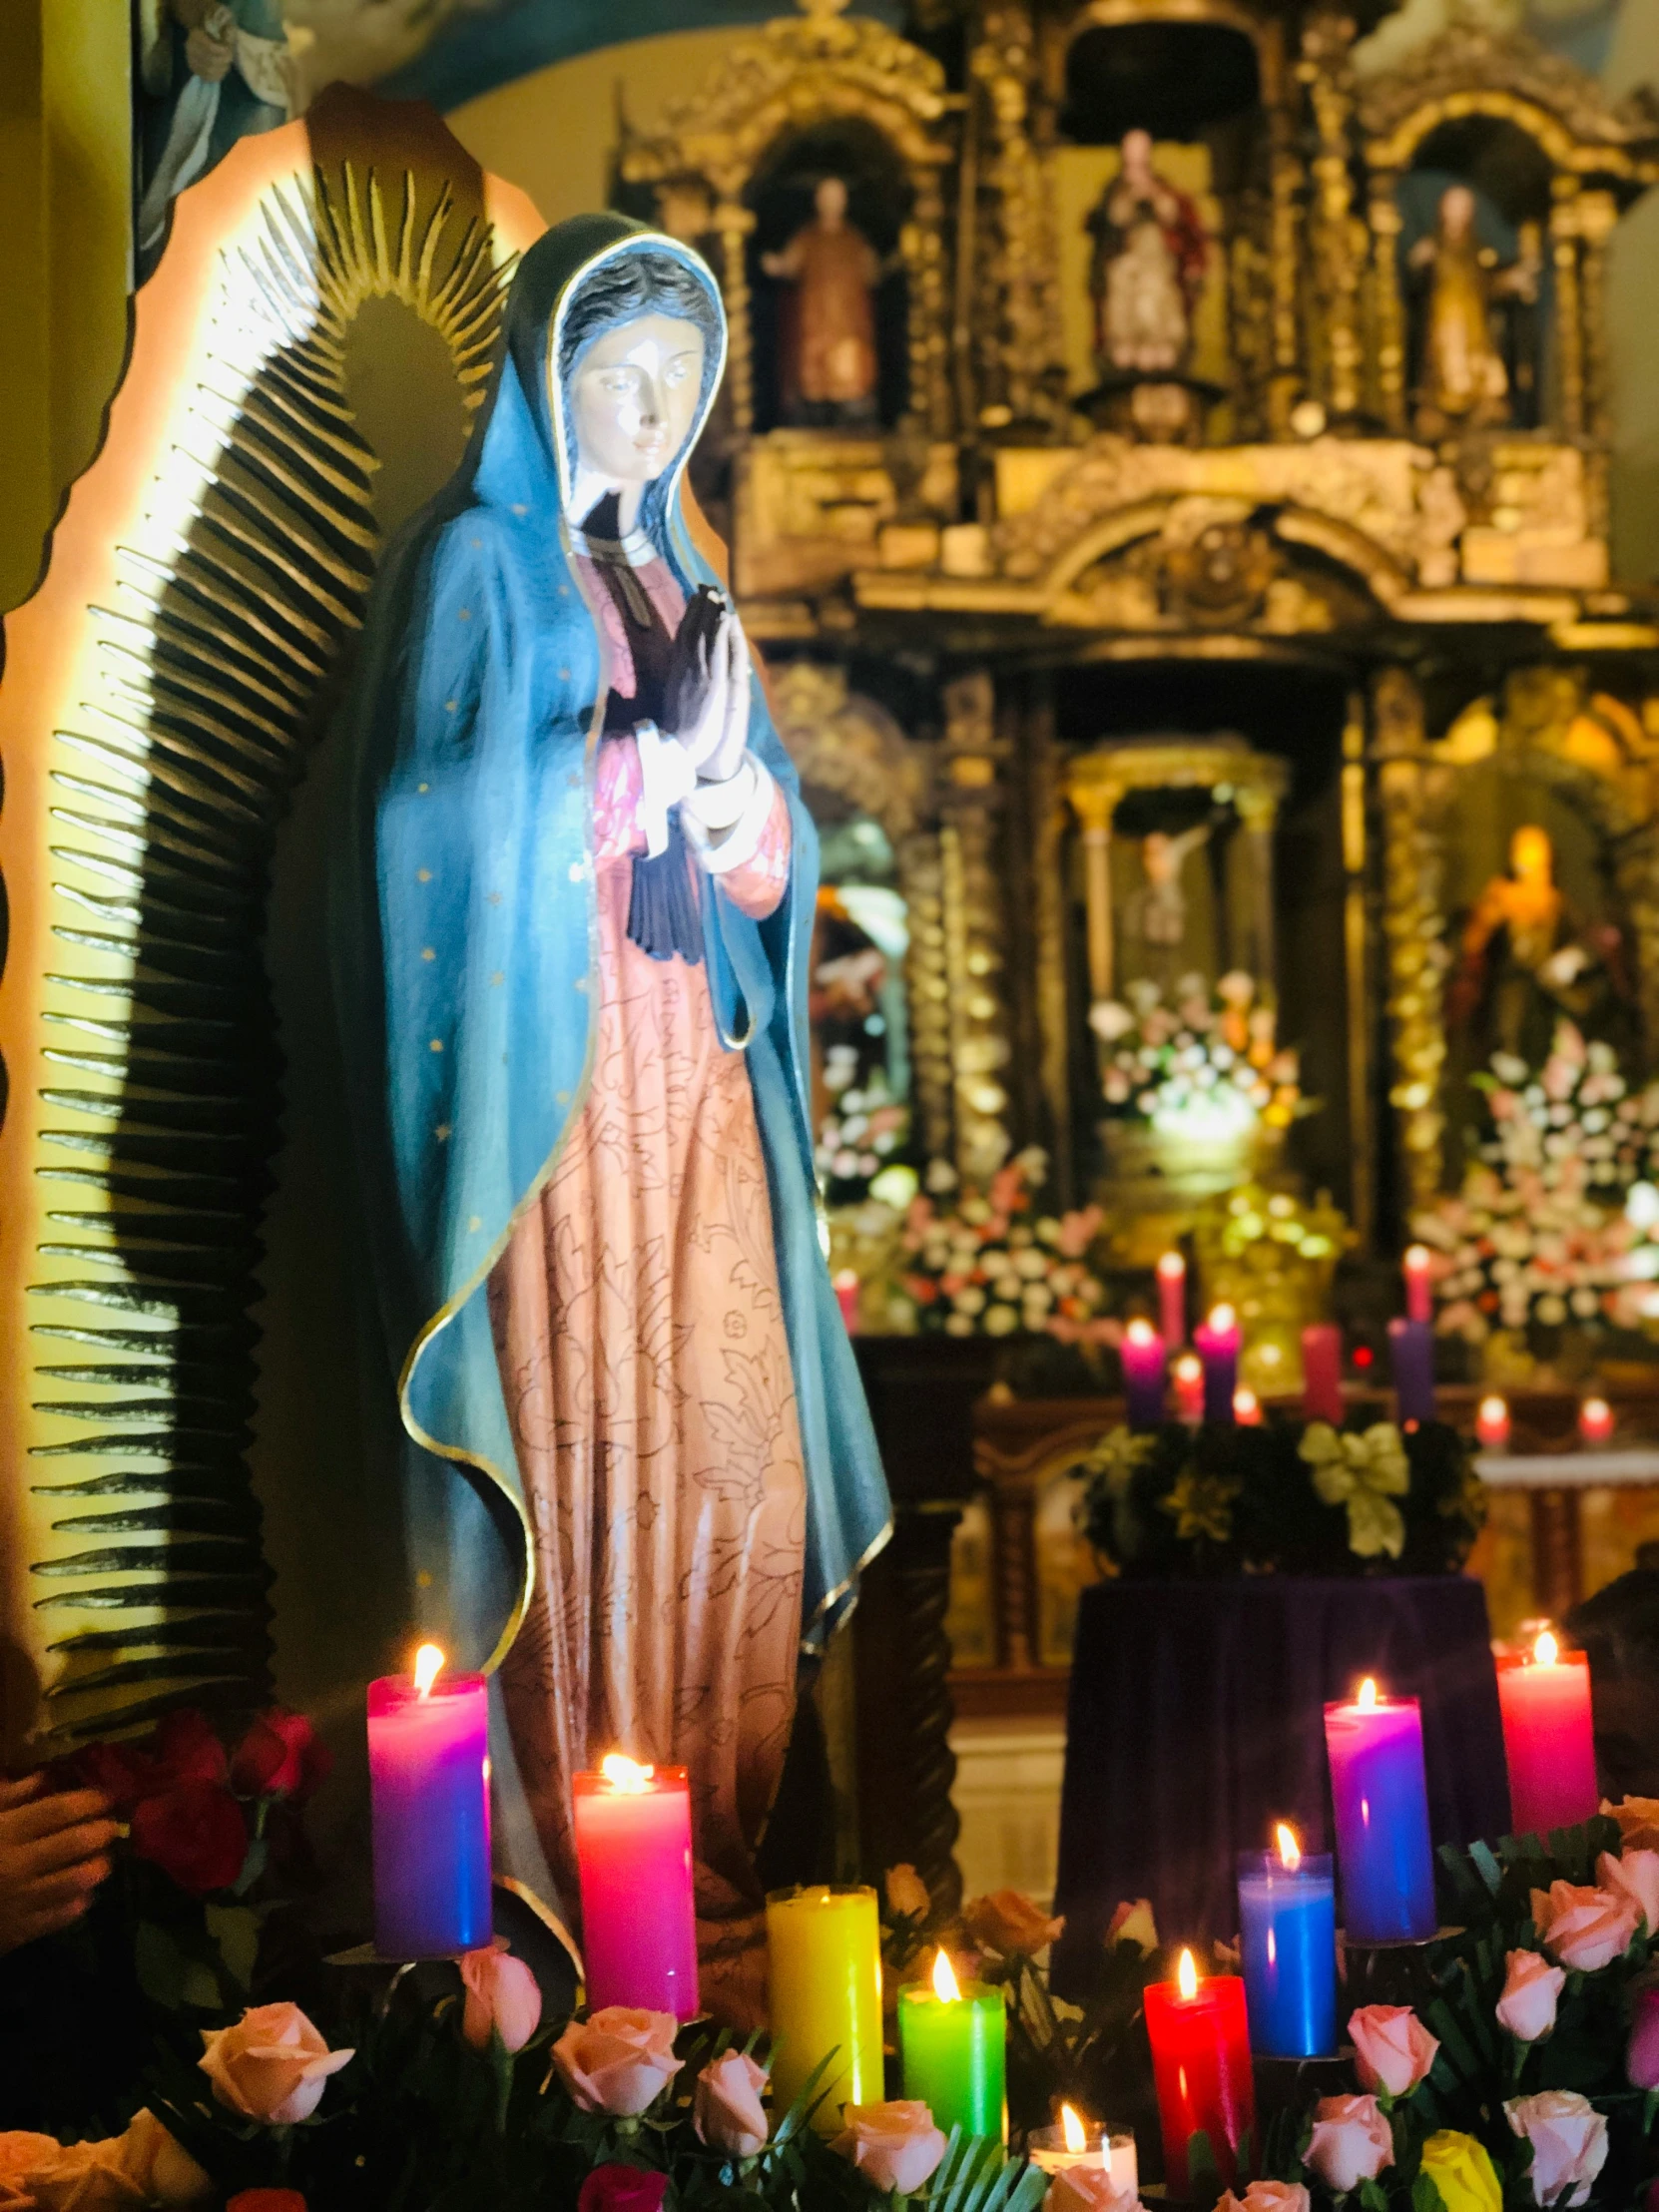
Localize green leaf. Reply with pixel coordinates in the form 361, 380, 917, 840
205, 1903, 259, 1992
135, 1918, 188, 2008
1412, 2173, 1448, 2212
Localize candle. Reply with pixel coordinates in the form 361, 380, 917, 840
1403, 1243, 1433, 1325
1579, 1396, 1614, 1447
1476, 1394, 1511, 1450
1173, 1353, 1205, 1424
1496, 1629, 1599, 1838
1143, 1949, 1255, 2196
367, 1644, 492, 1960
1302, 1324, 1343, 1423
573, 1755, 698, 2017
1387, 1317, 1435, 1425
1157, 1252, 1188, 1348
1194, 1305, 1241, 1425
1233, 1387, 1263, 1427
1323, 1678, 1437, 1943
1121, 1320, 1167, 1430
833, 1269, 860, 1334
767, 1885, 883, 2134
897, 1950, 1006, 2142
1238, 1825, 1337, 2058
1029, 2106, 1137, 2194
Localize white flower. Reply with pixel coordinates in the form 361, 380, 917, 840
1504, 2089, 1608, 2207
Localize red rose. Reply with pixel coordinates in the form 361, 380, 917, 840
131, 1782, 249, 1897
153, 1708, 229, 1789
577, 2167, 670, 2212
49, 1739, 170, 1817
228, 2195, 308, 2212
232, 1709, 330, 1803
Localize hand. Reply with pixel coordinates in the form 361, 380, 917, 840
185, 24, 236, 82
683, 615, 751, 787
0, 1776, 118, 1955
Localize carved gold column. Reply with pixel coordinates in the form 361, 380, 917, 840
1342, 692, 1375, 1247
1069, 780, 1120, 1004
905, 166, 954, 436
901, 833, 955, 1163
1236, 785, 1281, 998
1375, 668, 1445, 1210
1030, 694, 1073, 1203
1367, 172, 1407, 432
970, 3, 1060, 425
941, 671, 1014, 1182
1550, 181, 1585, 440
1263, 18, 1304, 431
712, 194, 756, 433
1301, 12, 1361, 420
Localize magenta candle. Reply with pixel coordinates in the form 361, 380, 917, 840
1173, 1354, 1204, 1424
1302, 1324, 1343, 1423
1403, 1244, 1433, 1325
1122, 1320, 1167, 1429
1324, 1681, 1436, 1942
368, 1651, 492, 1960
573, 1757, 699, 2017
1157, 1252, 1188, 1348
1496, 1633, 1598, 1837
1194, 1305, 1240, 1425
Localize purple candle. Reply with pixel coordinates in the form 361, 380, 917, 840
1388, 1317, 1435, 1424
1121, 1319, 1167, 1429
1194, 1304, 1240, 1425
1323, 1679, 1436, 1942
368, 1645, 493, 1959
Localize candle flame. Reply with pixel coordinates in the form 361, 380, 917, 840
1061, 2105, 1086, 2155
412, 1643, 444, 1698
1157, 1252, 1185, 1281
601, 1753, 655, 1793
1358, 1676, 1378, 1710
932, 1948, 961, 2003
1174, 1354, 1202, 1382
1208, 1304, 1236, 1334
1276, 1822, 1302, 1873
1126, 1318, 1157, 1347
1581, 1396, 1612, 1435
1478, 1394, 1508, 1428
1404, 1244, 1430, 1272
1176, 1948, 1198, 1999
1534, 1628, 1559, 1666
1234, 1388, 1261, 1422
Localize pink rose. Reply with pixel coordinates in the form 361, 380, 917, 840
1217, 2188, 1310, 2212
1104, 1899, 1159, 1954
831, 2101, 948, 2195
885, 1865, 931, 1920
1050, 2168, 1139, 2212
199, 2001, 353, 2124
1530, 1881, 1640, 1971
1505, 2089, 1608, 2207
1627, 1985, 1659, 2088
22, 2146, 146, 2212
1599, 1849, 1659, 1934
1304, 2094, 1393, 2194
1349, 2005, 1439, 2097
459, 1938, 542, 2054
117, 2111, 213, 2206
577, 2170, 669, 2212
962, 1890, 1064, 1955
1496, 1950, 1566, 2042
552, 2008, 683, 2116
695, 2049, 770, 2158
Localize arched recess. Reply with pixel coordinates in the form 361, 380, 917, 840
0, 92, 544, 1749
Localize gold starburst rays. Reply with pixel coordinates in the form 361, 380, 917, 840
0, 124, 529, 1746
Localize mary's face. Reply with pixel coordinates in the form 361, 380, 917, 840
568, 311, 706, 487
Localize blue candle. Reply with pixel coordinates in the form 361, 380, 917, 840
1239, 1831, 1337, 2056
1387, 1317, 1435, 1424
1121, 1319, 1167, 1430
368, 1647, 493, 1958
1194, 1305, 1240, 1425
1323, 1680, 1436, 1943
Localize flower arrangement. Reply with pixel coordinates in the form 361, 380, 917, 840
1089, 975, 1305, 1140
1078, 1416, 1484, 1579
816, 1047, 912, 1209
891, 1152, 1117, 1346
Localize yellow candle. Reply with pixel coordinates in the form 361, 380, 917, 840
766, 1884, 883, 2134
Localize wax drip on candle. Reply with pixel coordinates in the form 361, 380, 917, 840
1061, 2105, 1086, 2155
1533, 1627, 1559, 1666
1358, 1676, 1378, 1710
412, 1643, 444, 1699
1276, 1821, 1301, 1873
601, 1753, 655, 1793
1176, 1947, 1198, 1999
931, 1948, 960, 2002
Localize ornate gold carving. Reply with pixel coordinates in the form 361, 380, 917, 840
771, 659, 929, 840
1376, 668, 1447, 1207
1300, 11, 1364, 421
968, 4, 1063, 428
1342, 695, 1375, 1246
733, 431, 960, 603
940, 672, 1015, 1181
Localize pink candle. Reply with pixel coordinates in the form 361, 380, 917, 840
1157, 1252, 1188, 1348
1302, 1324, 1343, 1423
573, 1756, 699, 2017
1496, 1631, 1598, 1837
1194, 1305, 1241, 1424
1579, 1396, 1614, 1447
1122, 1319, 1167, 1429
1403, 1244, 1433, 1325
1475, 1394, 1510, 1450
1173, 1353, 1204, 1423
368, 1646, 493, 1960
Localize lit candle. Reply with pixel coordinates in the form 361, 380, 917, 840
1238, 1824, 1337, 2058
1028, 2105, 1138, 2195
1157, 1252, 1188, 1348
1323, 1677, 1437, 1943
1173, 1353, 1205, 1424
1121, 1320, 1167, 1431
1403, 1243, 1434, 1325
1233, 1387, 1263, 1427
897, 1949, 1006, 2142
1387, 1317, 1435, 1425
1579, 1396, 1615, 1448
573, 1755, 698, 2017
367, 1644, 492, 1960
1193, 1305, 1241, 1425
833, 1269, 861, 1334
1495, 1629, 1599, 1838
1302, 1324, 1343, 1423
1143, 1949, 1255, 2196
1475, 1394, 1511, 1451
767, 1885, 883, 2134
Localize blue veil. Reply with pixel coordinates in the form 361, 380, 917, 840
330, 216, 891, 1783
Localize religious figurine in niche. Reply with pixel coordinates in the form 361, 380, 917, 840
1406, 184, 1540, 440
332, 217, 890, 2024
136, 0, 292, 269
1447, 824, 1630, 1064
761, 177, 881, 425
1123, 818, 1220, 991
1086, 130, 1210, 376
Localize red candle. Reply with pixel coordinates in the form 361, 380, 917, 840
1157, 1252, 1188, 1349
1403, 1244, 1433, 1325
1144, 1949, 1255, 2195
1302, 1324, 1343, 1423
1172, 1353, 1204, 1424
1579, 1396, 1614, 1447
833, 1270, 860, 1334
1496, 1630, 1599, 1837
1475, 1394, 1510, 1450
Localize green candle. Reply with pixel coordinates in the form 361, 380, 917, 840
897, 1951, 1006, 2142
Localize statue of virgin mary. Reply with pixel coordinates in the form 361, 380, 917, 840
331, 214, 890, 2017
